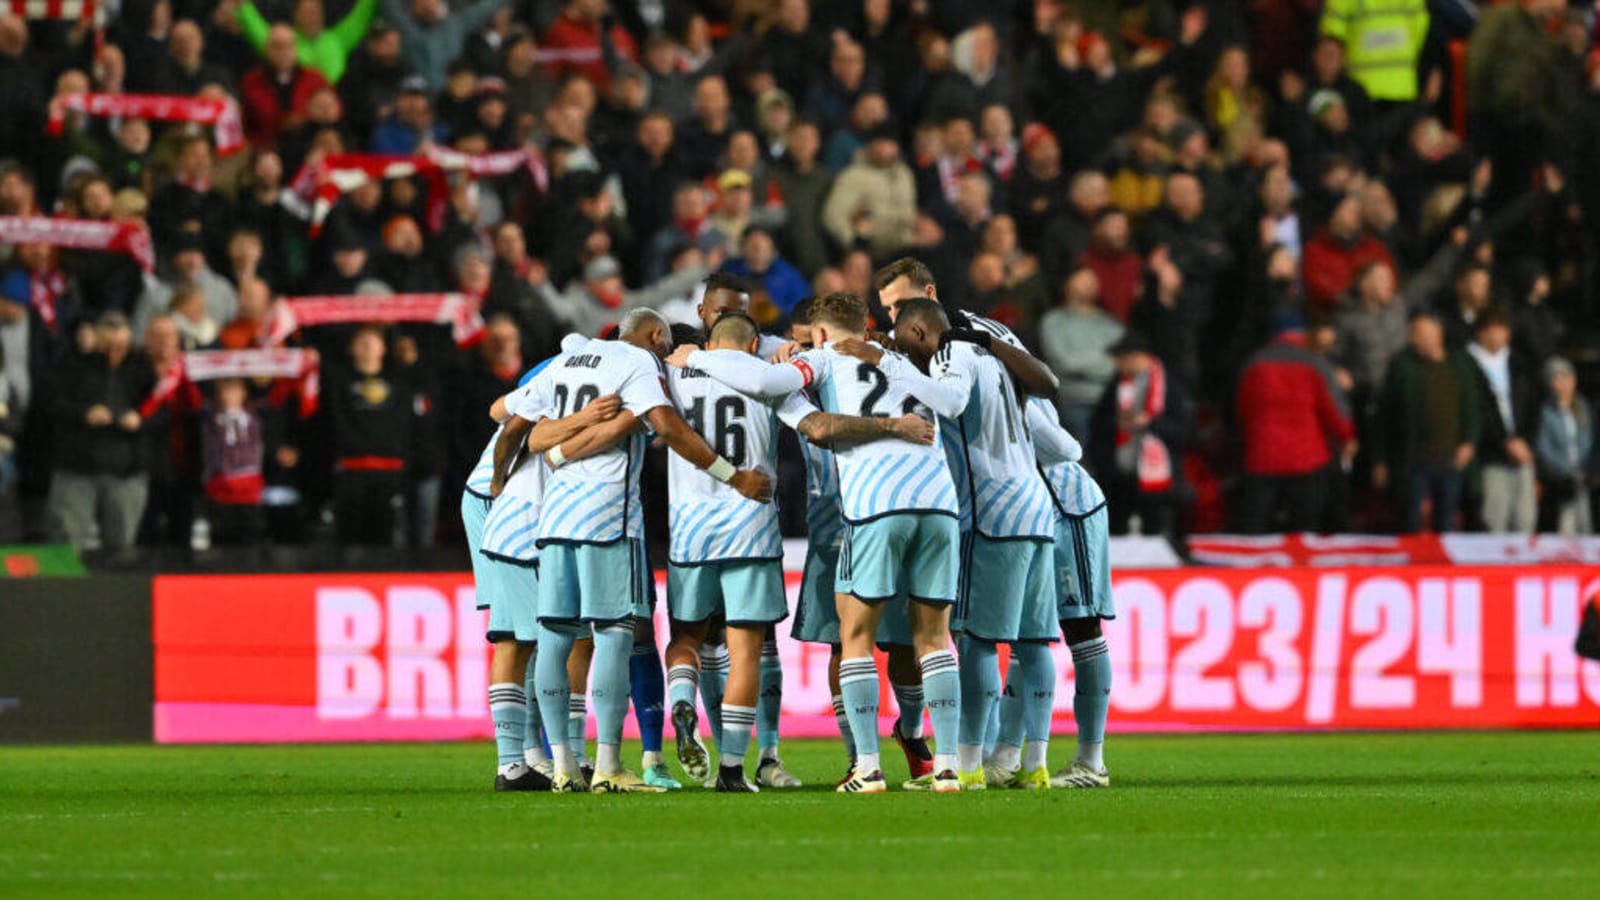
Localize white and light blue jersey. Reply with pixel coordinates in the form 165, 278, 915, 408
526, 340, 672, 545
798, 431, 843, 549
790, 344, 957, 524
463, 361, 553, 499
665, 350, 811, 564
479, 357, 565, 563
930, 341, 1056, 540
1026, 399, 1106, 516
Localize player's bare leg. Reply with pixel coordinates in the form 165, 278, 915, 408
665, 620, 711, 782
835, 593, 888, 793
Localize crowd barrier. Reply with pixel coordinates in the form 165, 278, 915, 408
6, 560, 1597, 744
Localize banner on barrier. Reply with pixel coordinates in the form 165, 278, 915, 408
151, 567, 1600, 743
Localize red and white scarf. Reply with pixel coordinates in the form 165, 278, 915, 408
48, 93, 244, 155
290, 145, 548, 236
1114, 359, 1173, 493
184, 348, 312, 382
7, 0, 101, 23
265, 293, 485, 348
0, 215, 154, 272
27, 269, 66, 330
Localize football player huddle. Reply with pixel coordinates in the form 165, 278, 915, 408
463, 258, 1113, 794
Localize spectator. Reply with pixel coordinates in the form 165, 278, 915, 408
539, 253, 706, 338
758, 0, 827, 102
1535, 357, 1594, 534
1373, 311, 1482, 534
1467, 0, 1576, 210
48, 312, 156, 553
0, 341, 18, 499
220, 278, 274, 349
723, 226, 808, 319
483, 225, 563, 363
1039, 268, 1122, 444
371, 76, 447, 154
446, 312, 519, 488
1090, 332, 1191, 536
680, 74, 738, 178
643, 181, 724, 285
1466, 308, 1539, 533
821, 91, 888, 172
1079, 208, 1143, 323
1010, 123, 1066, 250
771, 119, 833, 278
1334, 262, 1409, 410
616, 111, 684, 252
147, 136, 232, 269
199, 377, 266, 545
385, 0, 508, 91
134, 233, 239, 342
539, 0, 636, 95
806, 38, 871, 138
1440, 263, 1494, 349
156, 19, 232, 95
375, 216, 442, 294
1302, 193, 1394, 311
169, 284, 220, 349
324, 325, 411, 546
240, 24, 333, 152
1234, 321, 1357, 533
340, 25, 410, 139
823, 125, 917, 258
238, 0, 379, 84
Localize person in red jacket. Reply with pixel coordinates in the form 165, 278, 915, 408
540, 0, 637, 95
239, 24, 331, 150
1301, 193, 1392, 311
1077, 207, 1143, 322
1234, 319, 1357, 533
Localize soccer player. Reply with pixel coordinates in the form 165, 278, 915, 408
663, 311, 935, 791
885, 298, 1062, 791
1026, 401, 1115, 788
673, 292, 964, 793
517, 308, 772, 794
784, 300, 937, 781
464, 336, 615, 791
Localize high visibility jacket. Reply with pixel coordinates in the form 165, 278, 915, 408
1320, 0, 1430, 102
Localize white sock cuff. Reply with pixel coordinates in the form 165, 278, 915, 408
488, 682, 526, 709
721, 704, 758, 726
761, 639, 780, 659
1069, 637, 1109, 663
918, 649, 957, 677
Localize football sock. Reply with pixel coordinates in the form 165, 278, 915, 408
534, 625, 576, 774
667, 663, 698, 710
1024, 740, 1049, 771
838, 655, 881, 764
1013, 642, 1057, 746
590, 624, 633, 773
891, 681, 925, 739
831, 694, 856, 761
488, 682, 527, 771
698, 643, 729, 754
757, 639, 783, 754
998, 675, 1024, 749
983, 691, 1002, 760
595, 741, 621, 776
521, 649, 548, 766
918, 649, 960, 774
1071, 637, 1111, 770
630, 640, 666, 757
957, 636, 999, 767
567, 695, 588, 766
720, 703, 757, 768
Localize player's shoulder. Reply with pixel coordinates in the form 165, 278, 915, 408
755, 333, 788, 359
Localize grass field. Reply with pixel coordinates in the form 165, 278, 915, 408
3, 732, 1598, 898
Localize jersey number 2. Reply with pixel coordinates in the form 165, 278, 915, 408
856, 363, 919, 418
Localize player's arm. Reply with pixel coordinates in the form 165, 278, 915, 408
645, 405, 773, 503
524, 394, 621, 452
668, 345, 805, 399
796, 411, 934, 448
489, 393, 512, 424
944, 329, 1060, 397
834, 339, 968, 419
489, 415, 534, 498
542, 411, 643, 464
1026, 399, 1083, 465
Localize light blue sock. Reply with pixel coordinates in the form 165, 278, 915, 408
997, 666, 1025, 749
957, 636, 999, 749
720, 704, 757, 767
757, 639, 783, 754
698, 643, 728, 755
837, 656, 881, 764
1071, 637, 1111, 748
984, 691, 1002, 759
590, 624, 634, 764
522, 649, 545, 762
534, 626, 575, 770
1013, 642, 1057, 745
666, 663, 698, 710
918, 649, 960, 773
489, 682, 527, 769
567, 694, 588, 764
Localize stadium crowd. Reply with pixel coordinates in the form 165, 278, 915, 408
0, 0, 1598, 554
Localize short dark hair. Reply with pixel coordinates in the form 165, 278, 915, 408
703, 271, 750, 296
791, 296, 816, 326
894, 297, 948, 332
1407, 308, 1441, 325
810, 292, 869, 333
871, 257, 936, 295
1474, 305, 1512, 334
709, 310, 759, 346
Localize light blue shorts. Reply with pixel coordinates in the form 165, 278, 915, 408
836, 512, 960, 604
537, 538, 650, 626
486, 559, 540, 643
461, 491, 496, 612
1055, 507, 1115, 621
668, 560, 788, 626
961, 535, 1057, 643
794, 542, 913, 646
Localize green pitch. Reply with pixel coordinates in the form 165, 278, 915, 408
3, 732, 1598, 898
